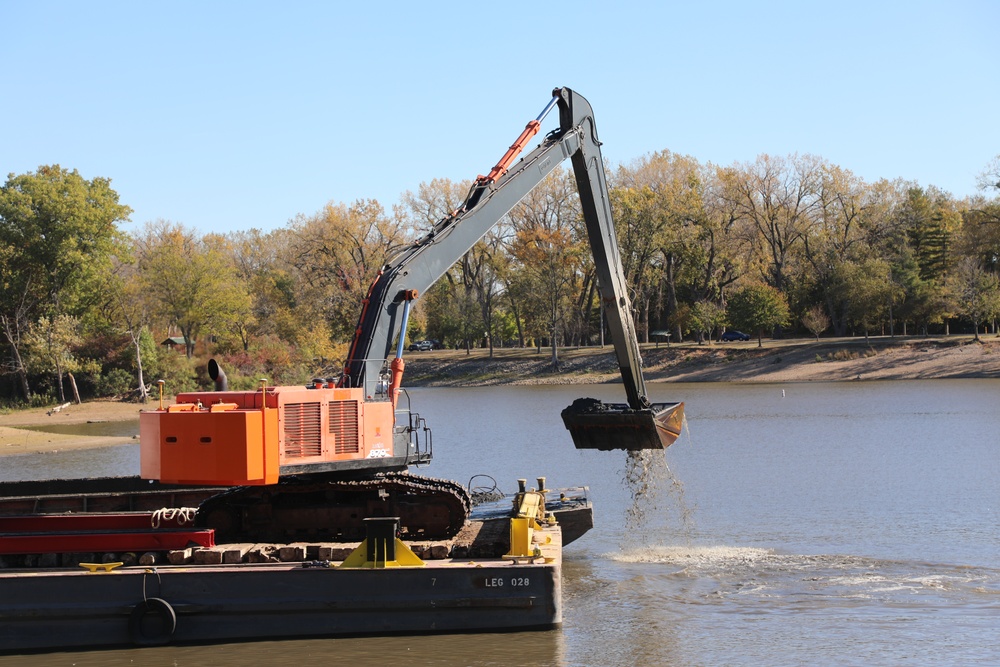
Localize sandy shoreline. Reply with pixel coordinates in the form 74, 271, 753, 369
402, 335, 1000, 387
651, 337, 1000, 383
1, 336, 997, 458
0, 401, 145, 458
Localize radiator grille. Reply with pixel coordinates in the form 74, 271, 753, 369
283, 402, 322, 458
329, 401, 360, 454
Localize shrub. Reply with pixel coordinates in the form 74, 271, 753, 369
94, 368, 135, 397
153, 352, 200, 394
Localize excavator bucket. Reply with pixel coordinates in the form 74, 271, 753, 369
561, 398, 685, 451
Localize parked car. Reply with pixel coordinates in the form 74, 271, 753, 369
407, 340, 434, 351
720, 330, 751, 342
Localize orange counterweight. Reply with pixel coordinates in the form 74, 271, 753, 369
140, 386, 393, 486
141, 404, 279, 486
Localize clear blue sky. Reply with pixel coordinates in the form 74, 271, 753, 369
4, 1, 997, 236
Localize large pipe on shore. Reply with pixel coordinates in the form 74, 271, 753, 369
208, 359, 228, 391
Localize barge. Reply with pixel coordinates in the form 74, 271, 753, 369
0, 477, 588, 653
0, 520, 565, 652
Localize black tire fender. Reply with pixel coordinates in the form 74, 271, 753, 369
129, 597, 177, 645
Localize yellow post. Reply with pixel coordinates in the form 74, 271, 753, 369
338, 517, 425, 568
504, 477, 552, 560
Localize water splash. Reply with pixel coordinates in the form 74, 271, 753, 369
604, 546, 1000, 607
610, 544, 773, 567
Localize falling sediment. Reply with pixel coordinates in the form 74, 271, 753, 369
621, 438, 694, 547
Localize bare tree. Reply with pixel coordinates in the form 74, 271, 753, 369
801, 304, 831, 341
506, 169, 583, 367
721, 154, 825, 293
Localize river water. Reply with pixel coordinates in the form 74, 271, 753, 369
1, 380, 999, 665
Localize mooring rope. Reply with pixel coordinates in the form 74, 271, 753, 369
150, 507, 198, 529
141, 567, 162, 602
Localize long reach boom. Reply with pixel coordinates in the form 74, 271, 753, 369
138, 88, 683, 544
342, 87, 683, 451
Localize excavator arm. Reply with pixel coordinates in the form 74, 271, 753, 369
136, 88, 678, 547
343, 87, 683, 451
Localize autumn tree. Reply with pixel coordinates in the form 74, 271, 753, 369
289, 200, 410, 345
136, 221, 246, 358
102, 252, 154, 401
24, 314, 97, 403
958, 160, 1000, 279
665, 302, 693, 342
976, 155, 1000, 194
506, 169, 585, 366
462, 235, 509, 354
688, 300, 726, 344
802, 166, 890, 335
0, 165, 129, 400
960, 204, 1000, 275
727, 283, 790, 347
696, 163, 750, 307
950, 258, 1000, 341
424, 280, 480, 351
613, 151, 705, 341
610, 185, 662, 335
197, 232, 257, 354
401, 178, 470, 234
721, 154, 824, 294
223, 229, 274, 351
835, 258, 901, 343
228, 228, 338, 364
504, 259, 547, 348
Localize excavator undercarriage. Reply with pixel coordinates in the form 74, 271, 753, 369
196, 472, 471, 544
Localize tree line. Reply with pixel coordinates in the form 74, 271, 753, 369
2, 153, 999, 405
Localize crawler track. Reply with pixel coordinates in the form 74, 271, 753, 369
195, 472, 472, 543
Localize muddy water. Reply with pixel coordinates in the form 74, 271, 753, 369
2, 379, 999, 665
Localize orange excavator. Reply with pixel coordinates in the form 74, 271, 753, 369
139, 87, 684, 543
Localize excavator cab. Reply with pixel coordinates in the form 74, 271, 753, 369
562, 399, 684, 451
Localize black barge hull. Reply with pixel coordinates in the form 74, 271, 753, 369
0, 525, 563, 653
